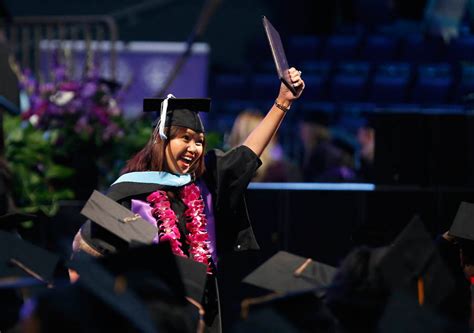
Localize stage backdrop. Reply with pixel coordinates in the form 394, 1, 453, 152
39, 40, 210, 117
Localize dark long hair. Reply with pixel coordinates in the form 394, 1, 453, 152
121, 126, 206, 177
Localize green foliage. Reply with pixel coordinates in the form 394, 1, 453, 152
4, 115, 75, 216
4, 114, 153, 217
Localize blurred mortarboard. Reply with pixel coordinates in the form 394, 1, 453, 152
377, 292, 470, 333
143, 97, 211, 134
95, 242, 207, 304
65, 258, 158, 333
0, 210, 36, 230
378, 216, 455, 307
238, 290, 341, 333
448, 201, 474, 241
243, 251, 336, 296
0, 230, 61, 286
98, 77, 122, 94
81, 190, 157, 246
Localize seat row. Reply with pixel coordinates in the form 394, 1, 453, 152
211, 62, 474, 105
249, 33, 474, 66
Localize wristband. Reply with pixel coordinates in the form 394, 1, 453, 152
274, 100, 290, 113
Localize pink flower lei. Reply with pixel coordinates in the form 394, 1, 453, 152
147, 183, 213, 273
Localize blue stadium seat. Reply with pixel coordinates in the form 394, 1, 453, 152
320, 35, 360, 61
454, 63, 474, 103
211, 74, 248, 100
360, 35, 398, 62
299, 60, 332, 76
286, 35, 321, 66
368, 63, 412, 104
399, 34, 444, 63
297, 62, 332, 101
411, 63, 453, 104
251, 73, 281, 101
446, 35, 474, 63
329, 62, 370, 102
299, 74, 329, 101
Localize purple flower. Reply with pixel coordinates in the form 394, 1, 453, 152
19, 63, 125, 149
81, 82, 98, 99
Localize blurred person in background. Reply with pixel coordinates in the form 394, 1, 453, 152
299, 111, 356, 182
227, 109, 301, 182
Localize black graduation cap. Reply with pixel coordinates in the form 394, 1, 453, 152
0, 230, 61, 286
448, 201, 474, 241
378, 216, 455, 307
81, 190, 157, 246
143, 97, 211, 134
60, 258, 158, 333
98, 77, 122, 94
95, 243, 208, 304
237, 290, 342, 333
377, 292, 470, 333
243, 251, 337, 295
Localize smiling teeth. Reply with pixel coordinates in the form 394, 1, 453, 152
183, 157, 192, 162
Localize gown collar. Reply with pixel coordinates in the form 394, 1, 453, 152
112, 171, 192, 187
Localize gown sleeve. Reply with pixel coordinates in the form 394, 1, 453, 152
203, 145, 262, 253
204, 145, 261, 210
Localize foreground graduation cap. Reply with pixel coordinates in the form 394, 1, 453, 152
0, 230, 62, 286
40, 258, 158, 333
237, 290, 342, 333
378, 292, 470, 333
68, 243, 206, 333
243, 251, 337, 295
95, 242, 208, 304
143, 97, 211, 133
448, 201, 474, 241
378, 216, 455, 307
81, 190, 157, 246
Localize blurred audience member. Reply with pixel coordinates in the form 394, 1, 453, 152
325, 246, 389, 333
227, 109, 301, 182
299, 112, 356, 182
356, 123, 375, 182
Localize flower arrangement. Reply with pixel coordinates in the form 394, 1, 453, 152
4, 64, 151, 216
20, 66, 125, 153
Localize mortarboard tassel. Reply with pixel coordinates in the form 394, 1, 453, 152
158, 93, 176, 141
417, 276, 424, 306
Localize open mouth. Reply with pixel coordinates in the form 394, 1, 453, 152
178, 155, 194, 170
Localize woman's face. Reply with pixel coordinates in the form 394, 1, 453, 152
164, 128, 204, 175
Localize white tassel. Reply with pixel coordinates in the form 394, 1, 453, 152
158, 93, 176, 141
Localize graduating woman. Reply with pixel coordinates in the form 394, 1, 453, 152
72, 68, 304, 332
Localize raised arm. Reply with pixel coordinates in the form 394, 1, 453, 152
243, 67, 304, 157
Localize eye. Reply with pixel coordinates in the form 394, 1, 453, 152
182, 134, 191, 141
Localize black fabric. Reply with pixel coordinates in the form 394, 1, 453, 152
203, 146, 262, 254
435, 236, 472, 325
